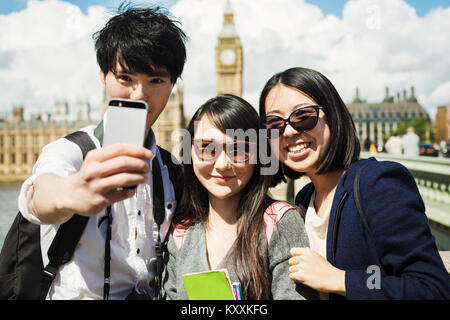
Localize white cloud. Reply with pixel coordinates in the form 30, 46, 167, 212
0, 0, 449, 121
420, 81, 450, 112
172, 0, 450, 118
0, 0, 111, 118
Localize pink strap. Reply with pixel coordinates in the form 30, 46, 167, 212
172, 201, 296, 250
173, 224, 189, 250
263, 202, 296, 245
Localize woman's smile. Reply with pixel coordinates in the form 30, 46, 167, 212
211, 175, 235, 183
285, 141, 312, 159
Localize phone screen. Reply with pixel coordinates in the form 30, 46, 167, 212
103, 98, 148, 147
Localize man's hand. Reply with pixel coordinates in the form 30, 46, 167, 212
31, 143, 152, 224
288, 247, 346, 296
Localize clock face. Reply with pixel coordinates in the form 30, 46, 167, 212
220, 49, 236, 65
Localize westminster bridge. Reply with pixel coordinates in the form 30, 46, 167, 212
271, 151, 450, 253
359, 151, 450, 251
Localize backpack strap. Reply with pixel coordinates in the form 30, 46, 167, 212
172, 201, 298, 251
40, 129, 98, 299
263, 201, 297, 245
354, 165, 373, 237
151, 155, 166, 300
158, 146, 183, 206
146, 147, 182, 300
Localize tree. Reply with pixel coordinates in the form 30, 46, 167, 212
391, 118, 435, 143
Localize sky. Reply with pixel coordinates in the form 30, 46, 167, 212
1, 0, 448, 17
0, 0, 449, 120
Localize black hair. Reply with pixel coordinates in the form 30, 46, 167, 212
174, 94, 274, 299
259, 67, 360, 185
93, 2, 187, 83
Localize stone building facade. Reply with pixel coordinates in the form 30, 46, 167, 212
0, 106, 93, 181
435, 104, 450, 143
0, 85, 184, 181
152, 84, 185, 155
347, 86, 430, 147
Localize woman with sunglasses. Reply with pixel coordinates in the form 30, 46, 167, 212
163, 94, 316, 300
259, 67, 450, 299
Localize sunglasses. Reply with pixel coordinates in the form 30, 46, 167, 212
263, 105, 323, 138
192, 139, 255, 163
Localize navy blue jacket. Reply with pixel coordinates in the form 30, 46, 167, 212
295, 157, 450, 299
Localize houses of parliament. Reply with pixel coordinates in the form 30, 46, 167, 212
0, 1, 431, 183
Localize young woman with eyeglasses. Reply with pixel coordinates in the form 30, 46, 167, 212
162, 94, 317, 300
259, 67, 450, 299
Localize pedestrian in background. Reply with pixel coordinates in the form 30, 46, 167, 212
385, 133, 402, 155
401, 126, 420, 157
363, 136, 371, 152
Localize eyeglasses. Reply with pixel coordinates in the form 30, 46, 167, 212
192, 139, 255, 163
263, 105, 323, 138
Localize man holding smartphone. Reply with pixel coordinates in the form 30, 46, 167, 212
17, 5, 186, 299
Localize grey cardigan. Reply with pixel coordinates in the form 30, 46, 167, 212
162, 208, 318, 300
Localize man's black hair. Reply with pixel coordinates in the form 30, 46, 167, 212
93, 3, 187, 83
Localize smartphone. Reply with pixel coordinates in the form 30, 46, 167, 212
103, 98, 148, 147
103, 98, 148, 189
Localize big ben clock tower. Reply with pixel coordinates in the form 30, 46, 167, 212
216, 0, 242, 97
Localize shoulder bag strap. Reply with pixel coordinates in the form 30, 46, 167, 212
354, 165, 373, 237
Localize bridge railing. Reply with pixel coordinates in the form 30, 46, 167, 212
360, 152, 450, 230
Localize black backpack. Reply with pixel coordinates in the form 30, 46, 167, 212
0, 125, 183, 300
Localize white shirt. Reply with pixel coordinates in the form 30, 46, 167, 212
401, 132, 420, 157
18, 125, 178, 300
304, 191, 331, 300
